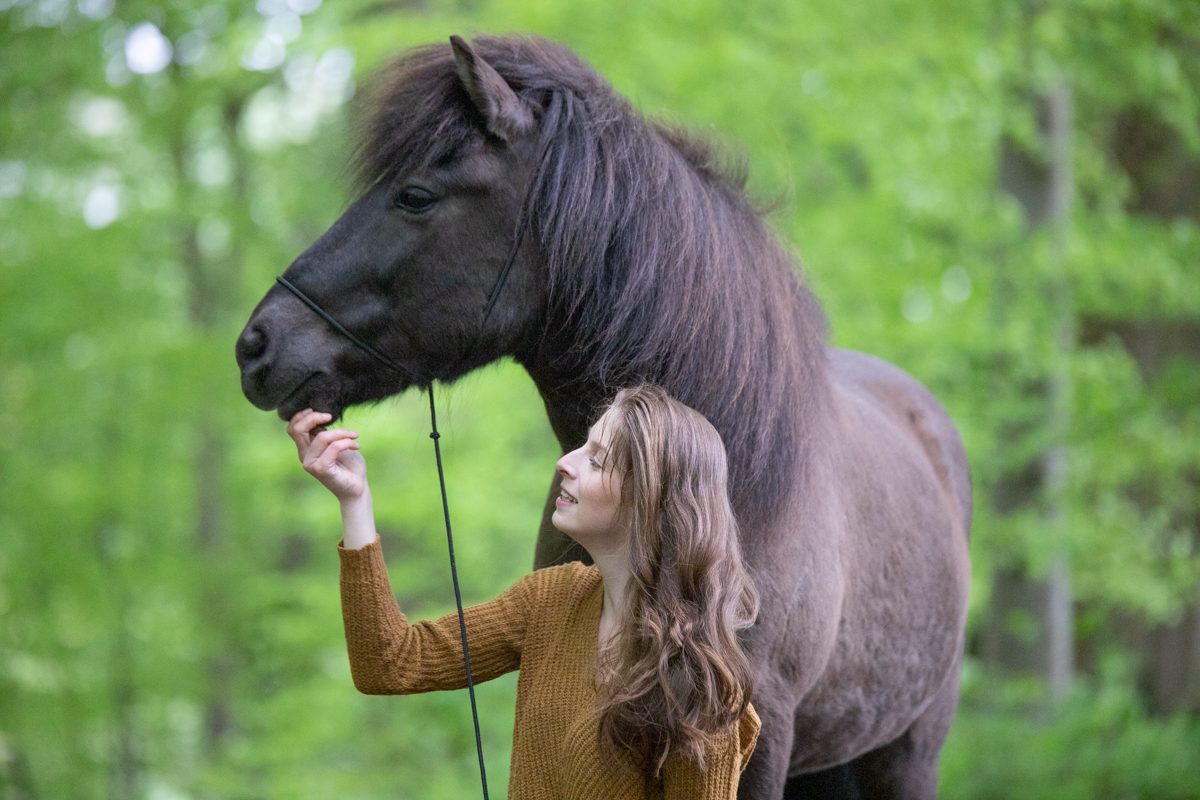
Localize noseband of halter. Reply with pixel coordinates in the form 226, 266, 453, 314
274, 275, 408, 375
273, 116, 552, 379
273, 209, 527, 376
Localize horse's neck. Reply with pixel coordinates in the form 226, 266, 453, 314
522, 134, 831, 469
522, 330, 824, 444
522, 366, 604, 450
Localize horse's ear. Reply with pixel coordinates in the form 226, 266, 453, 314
450, 35, 535, 142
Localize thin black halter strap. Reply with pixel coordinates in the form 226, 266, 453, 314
272, 268, 516, 800
274, 207, 526, 377
275, 276, 408, 375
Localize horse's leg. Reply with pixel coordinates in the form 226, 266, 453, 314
782, 764, 863, 800
826, 659, 963, 800
737, 692, 796, 800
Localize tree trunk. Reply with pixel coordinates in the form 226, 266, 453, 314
169, 79, 251, 774
1042, 76, 1075, 707
1088, 91, 1200, 713
987, 75, 1076, 706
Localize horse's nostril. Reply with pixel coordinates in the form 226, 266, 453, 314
237, 324, 269, 364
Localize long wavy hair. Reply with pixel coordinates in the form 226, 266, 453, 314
593, 384, 760, 783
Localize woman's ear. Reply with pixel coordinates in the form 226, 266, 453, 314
449, 35, 536, 142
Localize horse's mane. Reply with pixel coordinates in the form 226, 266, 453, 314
353, 36, 830, 520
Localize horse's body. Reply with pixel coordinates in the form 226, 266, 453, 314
236, 35, 970, 799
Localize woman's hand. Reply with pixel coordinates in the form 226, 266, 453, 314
287, 409, 367, 502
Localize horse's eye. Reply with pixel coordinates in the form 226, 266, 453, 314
394, 187, 438, 214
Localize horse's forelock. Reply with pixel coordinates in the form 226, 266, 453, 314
351, 43, 474, 190
351, 36, 603, 190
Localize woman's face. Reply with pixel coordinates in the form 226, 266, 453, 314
552, 408, 624, 546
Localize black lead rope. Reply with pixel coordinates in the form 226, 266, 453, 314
274, 133, 546, 800
273, 274, 512, 800
427, 382, 491, 800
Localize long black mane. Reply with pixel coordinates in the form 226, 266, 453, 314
353, 35, 830, 521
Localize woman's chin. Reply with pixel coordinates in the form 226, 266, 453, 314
550, 514, 579, 541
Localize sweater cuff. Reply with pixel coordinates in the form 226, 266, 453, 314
337, 535, 385, 578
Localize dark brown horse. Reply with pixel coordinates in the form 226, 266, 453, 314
236, 35, 971, 799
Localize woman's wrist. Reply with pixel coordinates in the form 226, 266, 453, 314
339, 486, 378, 550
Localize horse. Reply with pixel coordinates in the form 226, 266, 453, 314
235, 34, 971, 799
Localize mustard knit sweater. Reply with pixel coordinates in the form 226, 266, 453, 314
339, 538, 760, 800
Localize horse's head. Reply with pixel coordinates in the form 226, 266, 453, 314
236, 36, 548, 420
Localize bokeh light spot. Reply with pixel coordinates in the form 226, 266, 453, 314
941, 265, 972, 304
901, 287, 933, 323
125, 22, 173, 75
83, 184, 121, 229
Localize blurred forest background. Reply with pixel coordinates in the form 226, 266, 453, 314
2, 0, 1198, 797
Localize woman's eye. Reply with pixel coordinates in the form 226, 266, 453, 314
394, 187, 438, 213
589, 457, 602, 469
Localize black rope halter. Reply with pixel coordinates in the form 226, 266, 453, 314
274, 190, 530, 800
272, 108, 558, 799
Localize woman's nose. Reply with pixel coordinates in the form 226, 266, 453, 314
556, 453, 574, 477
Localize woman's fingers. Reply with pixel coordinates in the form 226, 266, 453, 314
303, 427, 358, 459
287, 409, 366, 500
309, 437, 361, 474
288, 408, 331, 434
288, 409, 334, 456
302, 428, 360, 470
287, 409, 317, 440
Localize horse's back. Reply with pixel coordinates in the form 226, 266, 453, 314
827, 347, 971, 535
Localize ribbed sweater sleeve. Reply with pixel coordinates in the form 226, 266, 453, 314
663, 704, 761, 800
339, 537, 534, 694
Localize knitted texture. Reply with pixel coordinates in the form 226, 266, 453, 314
339, 538, 759, 799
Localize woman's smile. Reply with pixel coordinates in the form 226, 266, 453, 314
552, 410, 623, 542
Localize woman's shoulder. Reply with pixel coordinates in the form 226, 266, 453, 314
512, 559, 601, 605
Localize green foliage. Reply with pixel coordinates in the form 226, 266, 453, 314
1, 0, 1197, 797
942, 657, 1200, 800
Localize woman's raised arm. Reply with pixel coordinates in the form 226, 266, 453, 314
287, 409, 376, 549
339, 540, 535, 694
287, 408, 536, 693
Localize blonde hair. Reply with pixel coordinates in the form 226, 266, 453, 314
593, 384, 759, 782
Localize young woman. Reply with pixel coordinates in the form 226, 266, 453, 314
287, 384, 760, 799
